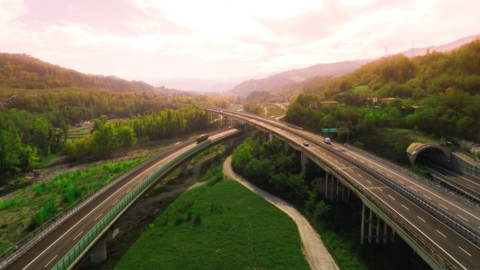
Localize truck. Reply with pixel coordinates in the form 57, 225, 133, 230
324, 137, 331, 144
196, 134, 209, 144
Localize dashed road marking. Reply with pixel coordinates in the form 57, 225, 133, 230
111, 199, 119, 207
73, 231, 83, 241
458, 246, 472, 257
438, 203, 448, 210
457, 214, 470, 222
436, 230, 446, 238
417, 216, 426, 223
401, 204, 409, 211
94, 212, 103, 221
44, 254, 58, 268
388, 195, 396, 200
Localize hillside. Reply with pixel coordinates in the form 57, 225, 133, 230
285, 40, 480, 144
0, 53, 153, 92
229, 60, 367, 97
229, 34, 479, 98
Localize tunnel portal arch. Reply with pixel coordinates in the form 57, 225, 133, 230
406, 143, 451, 166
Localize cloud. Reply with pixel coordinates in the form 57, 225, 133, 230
0, 0, 479, 81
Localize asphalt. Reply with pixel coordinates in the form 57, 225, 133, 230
209, 109, 480, 270
3, 129, 240, 270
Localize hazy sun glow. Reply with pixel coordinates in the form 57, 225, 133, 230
0, 0, 478, 82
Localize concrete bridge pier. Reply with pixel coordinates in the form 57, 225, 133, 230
301, 151, 308, 175
284, 142, 291, 153
180, 161, 190, 176
90, 227, 119, 263
268, 133, 273, 142
360, 203, 392, 245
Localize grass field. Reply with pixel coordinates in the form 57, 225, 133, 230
114, 180, 309, 270
0, 157, 147, 255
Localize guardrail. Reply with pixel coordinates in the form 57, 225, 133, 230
344, 144, 480, 208
0, 139, 195, 269
50, 139, 212, 270
210, 109, 480, 245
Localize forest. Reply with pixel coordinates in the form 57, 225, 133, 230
286, 40, 480, 143
231, 133, 429, 270
0, 53, 153, 91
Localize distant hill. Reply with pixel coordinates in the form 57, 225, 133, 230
402, 34, 480, 57
229, 60, 368, 97
155, 77, 250, 92
229, 34, 480, 98
0, 53, 153, 92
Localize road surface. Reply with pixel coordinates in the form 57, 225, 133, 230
223, 156, 339, 270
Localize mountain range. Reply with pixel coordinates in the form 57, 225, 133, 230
226, 34, 480, 97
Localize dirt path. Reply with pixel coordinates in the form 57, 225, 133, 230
223, 156, 339, 270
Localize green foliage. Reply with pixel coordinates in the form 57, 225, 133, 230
191, 146, 220, 165
0, 53, 153, 91
65, 105, 208, 158
0, 108, 59, 181
114, 181, 309, 270
232, 136, 429, 270
243, 102, 264, 115
0, 157, 146, 250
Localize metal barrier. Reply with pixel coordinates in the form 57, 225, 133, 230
50, 139, 211, 270
0, 140, 194, 269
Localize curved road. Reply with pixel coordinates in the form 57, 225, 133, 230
223, 156, 339, 270
207, 108, 480, 270
2, 129, 240, 270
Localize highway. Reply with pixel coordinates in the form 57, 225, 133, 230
207, 108, 480, 270
2, 128, 240, 270
420, 160, 480, 201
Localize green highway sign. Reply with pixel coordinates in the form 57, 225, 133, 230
322, 128, 337, 133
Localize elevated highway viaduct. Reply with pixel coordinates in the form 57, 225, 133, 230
205, 108, 480, 270
0, 128, 242, 270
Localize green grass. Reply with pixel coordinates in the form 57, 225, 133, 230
353, 85, 370, 94
0, 157, 147, 255
114, 181, 310, 270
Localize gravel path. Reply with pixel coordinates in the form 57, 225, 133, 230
223, 156, 339, 270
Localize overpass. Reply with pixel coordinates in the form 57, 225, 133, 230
205, 108, 480, 270
0, 128, 242, 270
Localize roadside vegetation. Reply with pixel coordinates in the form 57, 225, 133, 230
285, 41, 480, 151
114, 173, 309, 270
0, 157, 146, 255
231, 134, 430, 270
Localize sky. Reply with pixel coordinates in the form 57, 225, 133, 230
0, 0, 479, 83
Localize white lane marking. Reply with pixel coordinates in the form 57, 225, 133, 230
388, 195, 396, 200
438, 203, 448, 210
458, 246, 472, 257
356, 173, 363, 178
366, 180, 372, 184
337, 170, 468, 270
424, 195, 432, 200
94, 212, 103, 221
111, 199, 119, 207
44, 254, 58, 268
345, 149, 480, 221
410, 187, 418, 192
436, 230, 446, 238
73, 231, 83, 241
401, 204, 410, 211
21, 142, 182, 270
125, 187, 133, 194
457, 214, 470, 222
417, 216, 426, 223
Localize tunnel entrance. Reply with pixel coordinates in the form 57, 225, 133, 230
406, 143, 451, 168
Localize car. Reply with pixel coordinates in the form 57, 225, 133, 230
324, 137, 331, 144
303, 141, 309, 147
